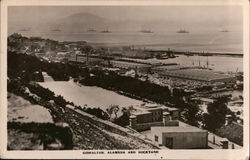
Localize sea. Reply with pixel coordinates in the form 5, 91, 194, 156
17, 30, 243, 54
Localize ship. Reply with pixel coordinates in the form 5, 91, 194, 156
139, 26, 153, 33
184, 51, 194, 56
51, 28, 61, 32
100, 28, 111, 33
176, 29, 189, 33
88, 28, 96, 32
220, 29, 230, 32
200, 51, 212, 56
140, 29, 154, 33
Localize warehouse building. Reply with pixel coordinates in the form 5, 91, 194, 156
159, 68, 236, 83
109, 60, 151, 73
110, 60, 150, 69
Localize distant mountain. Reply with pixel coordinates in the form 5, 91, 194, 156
53, 13, 110, 32
51, 12, 164, 33
65, 13, 107, 23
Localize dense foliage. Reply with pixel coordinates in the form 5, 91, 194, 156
203, 97, 229, 132
8, 52, 44, 82
79, 69, 189, 108
7, 51, 196, 126
8, 122, 73, 150
183, 102, 201, 127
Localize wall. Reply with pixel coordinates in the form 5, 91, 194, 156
170, 111, 179, 120
150, 108, 163, 122
164, 120, 179, 127
136, 113, 152, 124
160, 132, 208, 149
134, 121, 164, 131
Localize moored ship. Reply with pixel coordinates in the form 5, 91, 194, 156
176, 29, 189, 33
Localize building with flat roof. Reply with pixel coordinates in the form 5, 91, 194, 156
160, 106, 179, 120
110, 60, 151, 70
129, 104, 180, 131
151, 126, 208, 149
131, 104, 163, 123
152, 65, 187, 72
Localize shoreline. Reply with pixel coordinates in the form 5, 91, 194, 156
12, 32, 242, 58
173, 51, 243, 57
89, 43, 243, 58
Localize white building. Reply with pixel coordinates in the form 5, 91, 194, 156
151, 126, 208, 149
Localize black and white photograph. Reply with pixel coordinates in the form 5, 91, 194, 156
0, 0, 249, 159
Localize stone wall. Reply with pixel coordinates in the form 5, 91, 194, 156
66, 105, 159, 149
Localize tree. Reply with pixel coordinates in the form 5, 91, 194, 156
113, 112, 129, 127
112, 105, 120, 119
106, 104, 120, 120
203, 97, 228, 132
106, 106, 113, 119
183, 102, 200, 127
113, 106, 134, 127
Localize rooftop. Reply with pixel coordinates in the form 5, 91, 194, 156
153, 65, 184, 71
130, 106, 151, 116
131, 110, 151, 116
199, 97, 214, 103
137, 104, 163, 111
160, 106, 179, 111
111, 60, 150, 67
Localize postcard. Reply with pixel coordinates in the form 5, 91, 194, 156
0, 0, 249, 159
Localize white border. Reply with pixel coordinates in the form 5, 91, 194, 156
0, 0, 249, 159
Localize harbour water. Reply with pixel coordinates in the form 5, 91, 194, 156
123, 55, 243, 72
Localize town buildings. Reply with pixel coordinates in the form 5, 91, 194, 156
128, 103, 209, 149
129, 104, 180, 131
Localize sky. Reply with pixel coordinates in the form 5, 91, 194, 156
8, 6, 242, 21
8, 5, 243, 32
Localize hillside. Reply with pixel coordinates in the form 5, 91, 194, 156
7, 50, 158, 150
7, 82, 158, 149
